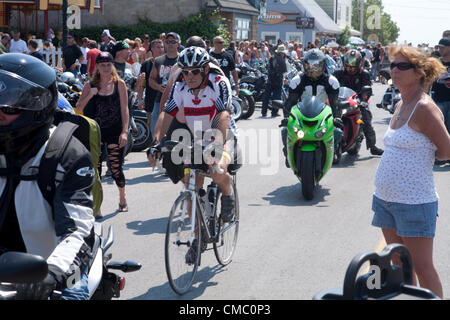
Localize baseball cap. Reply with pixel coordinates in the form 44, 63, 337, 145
102, 29, 112, 38
96, 51, 114, 64
438, 38, 450, 47
112, 40, 130, 57
166, 32, 180, 42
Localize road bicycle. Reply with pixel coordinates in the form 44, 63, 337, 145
151, 140, 240, 295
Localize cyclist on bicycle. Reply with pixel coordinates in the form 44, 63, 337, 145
150, 47, 241, 225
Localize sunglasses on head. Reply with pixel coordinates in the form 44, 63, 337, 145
181, 68, 203, 76
390, 62, 415, 71
165, 40, 178, 45
0, 106, 22, 115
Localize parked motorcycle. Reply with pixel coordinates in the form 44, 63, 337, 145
376, 80, 401, 114
238, 63, 267, 103
333, 86, 372, 163
275, 96, 335, 201
128, 91, 153, 152
0, 223, 141, 300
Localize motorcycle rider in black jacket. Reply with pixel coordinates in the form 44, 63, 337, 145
333, 49, 384, 155
0, 54, 95, 300
281, 49, 343, 167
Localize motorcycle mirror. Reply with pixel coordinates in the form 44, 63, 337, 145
101, 225, 114, 252
0, 252, 48, 283
107, 260, 142, 273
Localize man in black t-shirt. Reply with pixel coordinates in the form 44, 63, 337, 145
210, 36, 239, 94
431, 38, 450, 138
148, 32, 180, 134
100, 29, 115, 54
137, 39, 165, 127
372, 44, 382, 82
28, 39, 44, 61
62, 34, 83, 76
111, 41, 130, 79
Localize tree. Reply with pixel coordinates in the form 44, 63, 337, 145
352, 0, 400, 45
337, 25, 351, 46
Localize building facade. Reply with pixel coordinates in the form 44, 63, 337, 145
256, 0, 342, 45
205, 0, 259, 41
315, 0, 361, 36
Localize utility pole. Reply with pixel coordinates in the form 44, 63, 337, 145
360, 0, 364, 36
62, 0, 68, 48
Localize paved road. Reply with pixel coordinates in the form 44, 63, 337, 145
98, 82, 450, 300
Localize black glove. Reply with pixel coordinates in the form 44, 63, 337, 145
359, 101, 369, 109
334, 118, 344, 129
279, 118, 288, 128
15, 272, 57, 300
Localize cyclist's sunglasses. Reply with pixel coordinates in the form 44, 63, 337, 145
0, 106, 22, 115
390, 62, 415, 71
181, 68, 203, 76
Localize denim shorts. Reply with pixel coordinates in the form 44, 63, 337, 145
371, 195, 438, 238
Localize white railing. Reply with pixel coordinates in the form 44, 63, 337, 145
42, 48, 63, 69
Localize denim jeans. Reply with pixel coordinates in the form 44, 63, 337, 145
436, 101, 450, 134
61, 266, 90, 300
262, 83, 282, 116
371, 61, 379, 80
150, 102, 161, 135
80, 64, 87, 75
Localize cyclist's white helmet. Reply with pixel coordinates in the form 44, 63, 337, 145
177, 47, 210, 69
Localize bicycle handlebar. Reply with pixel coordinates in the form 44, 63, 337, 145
149, 140, 226, 175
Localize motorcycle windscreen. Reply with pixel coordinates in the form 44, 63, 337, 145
298, 96, 327, 119
0, 69, 53, 111
338, 87, 356, 101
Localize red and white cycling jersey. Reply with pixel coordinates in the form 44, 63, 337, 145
163, 72, 238, 138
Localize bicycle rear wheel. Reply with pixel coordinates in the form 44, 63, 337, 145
213, 178, 239, 266
165, 192, 201, 295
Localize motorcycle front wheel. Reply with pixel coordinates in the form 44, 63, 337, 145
231, 98, 242, 121
239, 94, 255, 120
298, 151, 316, 201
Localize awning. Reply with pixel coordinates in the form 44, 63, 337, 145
206, 0, 259, 16
291, 0, 342, 34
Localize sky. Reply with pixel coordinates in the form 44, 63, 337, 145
382, 0, 450, 47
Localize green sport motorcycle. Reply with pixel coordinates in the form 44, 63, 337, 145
277, 96, 335, 200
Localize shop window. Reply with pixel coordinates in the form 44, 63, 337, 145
235, 17, 250, 41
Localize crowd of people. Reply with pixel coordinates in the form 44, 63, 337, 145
0, 25, 449, 300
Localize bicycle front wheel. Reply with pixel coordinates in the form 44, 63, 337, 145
213, 178, 239, 266
165, 192, 201, 295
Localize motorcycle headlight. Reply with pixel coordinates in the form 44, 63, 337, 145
297, 130, 305, 139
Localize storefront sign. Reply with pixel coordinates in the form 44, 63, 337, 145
258, 12, 286, 24
296, 17, 314, 29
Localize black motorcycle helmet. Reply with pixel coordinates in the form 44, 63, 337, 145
343, 49, 362, 75
303, 49, 326, 80
0, 53, 57, 155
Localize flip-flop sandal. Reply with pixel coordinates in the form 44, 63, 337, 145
118, 203, 128, 212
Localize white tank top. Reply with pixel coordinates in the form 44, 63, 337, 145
374, 100, 438, 204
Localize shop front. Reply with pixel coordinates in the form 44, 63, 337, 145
0, 0, 101, 35
256, 0, 341, 45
